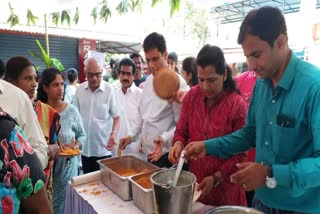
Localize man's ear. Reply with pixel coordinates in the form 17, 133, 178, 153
277, 34, 287, 49
163, 51, 168, 61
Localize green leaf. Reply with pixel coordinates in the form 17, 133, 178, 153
133, 0, 143, 12
73, 7, 80, 24
151, 0, 161, 7
7, 3, 19, 27
27, 9, 38, 26
91, 7, 98, 25
35, 39, 51, 67
28, 50, 43, 62
116, 0, 131, 15
51, 12, 60, 26
170, 0, 181, 16
51, 58, 64, 71
99, 2, 112, 23
61, 10, 71, 27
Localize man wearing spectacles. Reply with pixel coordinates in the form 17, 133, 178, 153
73, 57, 120, 174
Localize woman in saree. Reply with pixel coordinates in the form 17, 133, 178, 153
4, 56, 60, 206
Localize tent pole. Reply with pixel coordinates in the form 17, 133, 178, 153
44, 14, 50, 57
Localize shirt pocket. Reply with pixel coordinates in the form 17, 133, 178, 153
95, 104, 109, 120
275, 125, 296, 162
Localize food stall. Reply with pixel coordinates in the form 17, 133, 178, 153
64, 155, 214, 214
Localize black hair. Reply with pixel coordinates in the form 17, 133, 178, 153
182, 57, 198, 86
197, 44, 239, 93
118, 58, 137, 75
0, 59, 4, 78
67, 68, 78, 83
4, 56, 33, 81
143, 32, 167, 54
237, 6, 287, 46
109, 58, 116, 69
129, 53, 145, 63
37, 67, 62, 103
111, 60, 120, 79
168, 52, 178, 63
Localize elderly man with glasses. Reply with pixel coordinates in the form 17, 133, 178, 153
73, 57, 120, 174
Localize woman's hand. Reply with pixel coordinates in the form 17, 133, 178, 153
198, 176, 215, 199
168, 141, 184, 164
47, 144, 60, 160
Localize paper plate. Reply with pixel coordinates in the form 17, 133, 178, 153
153, 67, 180, 100
193, 182, 202, 202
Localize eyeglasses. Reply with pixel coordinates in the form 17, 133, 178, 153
86, 72, 102, 78
120, 71, 133, 76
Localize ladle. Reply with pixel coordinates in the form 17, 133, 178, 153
172, 150, 185, 187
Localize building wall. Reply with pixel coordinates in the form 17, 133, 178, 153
0, 32, 78, 72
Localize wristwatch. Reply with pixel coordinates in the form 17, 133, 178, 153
265, 166, 277, 189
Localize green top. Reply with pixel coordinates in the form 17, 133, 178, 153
205, 53, 320, 213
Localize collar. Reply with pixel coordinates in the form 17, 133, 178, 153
84, 81, 105, 92
122, 83, 137, 94
277, 51, 299, 91
0, 80, 4, 94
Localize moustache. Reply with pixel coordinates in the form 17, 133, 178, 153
121, 79, 129, 83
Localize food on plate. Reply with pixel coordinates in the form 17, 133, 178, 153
59, 148, 81, 156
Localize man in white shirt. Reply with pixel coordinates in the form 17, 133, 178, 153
73, 57, 120, 174
114, 58, 145, 159
0, 79, 48, 169
120, 32, 189, 167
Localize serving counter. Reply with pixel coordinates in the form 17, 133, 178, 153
64, 171, 213, 214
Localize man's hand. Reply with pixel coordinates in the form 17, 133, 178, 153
106, 133, 117, 151
198, 176, 214, 199
148, 136, 164, 162
184, 141, 206, 160
47, 144, 60, 160
119, 135, 133, 150
168, 141, 184, 164
230, 162, 269, 191
168, 90, 188, 104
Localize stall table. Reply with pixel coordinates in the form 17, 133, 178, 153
64, 171, 213, 214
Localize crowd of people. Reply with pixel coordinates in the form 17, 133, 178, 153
0, 6, 320, 214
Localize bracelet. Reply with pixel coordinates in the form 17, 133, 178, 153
110, 131, 117, 135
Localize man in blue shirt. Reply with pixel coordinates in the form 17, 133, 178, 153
184, 6, 320, 213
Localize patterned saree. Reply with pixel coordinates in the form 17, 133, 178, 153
34, 101, 60, 207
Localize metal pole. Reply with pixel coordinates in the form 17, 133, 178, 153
44, 14, 50, 58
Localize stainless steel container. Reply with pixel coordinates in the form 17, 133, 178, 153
151, 169, 196, 214
206, 206, 264, 214
98, 155, 158, 201
130, 169, 162, 214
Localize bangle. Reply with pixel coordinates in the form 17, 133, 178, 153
110, 131, 117, 135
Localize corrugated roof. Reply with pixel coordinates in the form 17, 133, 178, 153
0, 23, 142, 53
0, 23, 131, 41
